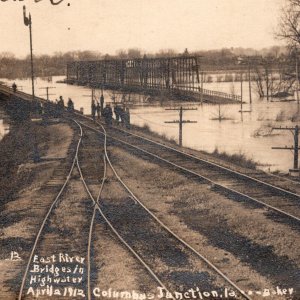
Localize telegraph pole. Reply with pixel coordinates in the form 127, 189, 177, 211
83, 88, 96, 101
201, 71, 204, 105
83, 88, 97, 115
39, 86, 56, 101
248, 58, 252, 104
238, 56, 262, 104
195, 56, 204, 105
23, 6, 35, 102
165, 106, 197, 146
272, 125, 300, 173
270, 67, 273, 101
296, 52, 299, 104
238, 69, 251, 114
264, 58, 273, 102
240, 70, 243, 111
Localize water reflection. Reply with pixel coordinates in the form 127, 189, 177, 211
2, 76, 300, 173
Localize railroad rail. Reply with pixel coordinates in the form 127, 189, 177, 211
0, 84, 44, 102
73, 120, 252, 299
17, 120, 172, 299
15, 114, 250, 300
76, 116, 300, 225
18, 120, 83, 300
1, 85, 296, 299
86, 153, 106, 300
1, 82, 299, 222
110, 123, 300, 199
2, 78, 298, 221
77, 122, 173, 299
79, 120, 252, 300
0, 83, 249, 300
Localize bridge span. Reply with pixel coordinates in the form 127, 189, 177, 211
67, 56, 241, 104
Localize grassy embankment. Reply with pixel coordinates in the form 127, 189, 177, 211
0, 121, 49, 207
128, 123, 258, 170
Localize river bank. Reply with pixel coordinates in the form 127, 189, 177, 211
118, 120, 300, 192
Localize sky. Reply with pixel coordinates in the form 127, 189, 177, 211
0, 0, 285, 57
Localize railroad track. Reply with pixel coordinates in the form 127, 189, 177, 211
17, 120, 108, 300
3, 84, 300, 222
17, 120, 89, 300
0, 80, 297, 199
81, 122, 250, 299
75, 115, 300, 225
2, 86, 246, 299
78, 118, 300, 300
0, 85, 47, 104
16, 119, 250, 300
16, 120, 112, 300
86, 153, 106, 300
77, 125, 171, 299
1, 86, 296, 298
77, 120, 253, 300
3, 82, 300, 199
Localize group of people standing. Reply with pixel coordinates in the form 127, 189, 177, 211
91, 95, 130, 129
54, 96, 74, 115
113, 104, 130, 129
10, 82, 130, 128
44, 95, 71, 117
91, 97, 102, 121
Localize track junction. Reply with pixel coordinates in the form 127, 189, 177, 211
0, 84, 299, 299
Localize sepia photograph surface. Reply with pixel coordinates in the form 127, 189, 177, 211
0, 1, 299, 299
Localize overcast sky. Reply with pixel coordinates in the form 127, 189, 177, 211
0, 0, 285, 57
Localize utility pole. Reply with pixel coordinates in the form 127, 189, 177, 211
266, 68, 269, 101
238, 55, 262, 104
272, 125, 300, 173
83, 88, 97, 115
200, 71, 204, 105
264, 58, 273, 102
23, 6, 35, 103
195, 56, 204, 105
296, 52, 299, 104
240, 70, 243, 111
39, 86, 56, 101
165, 106, 197, 146
248, 58, 252, 104
270, 67, 273, 101
83, 88, 96, 101
238, 71, 251, 113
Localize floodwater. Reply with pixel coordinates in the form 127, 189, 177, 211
2, 76, 300, 173
0, 107, 10, 141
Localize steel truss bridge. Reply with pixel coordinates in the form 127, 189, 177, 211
66, 56, 240, 103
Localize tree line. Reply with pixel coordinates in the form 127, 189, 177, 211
0, 46, 289, 80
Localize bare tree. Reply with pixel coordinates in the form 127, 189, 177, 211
116, 49, 127, 59
278, 0, 300, 47
252, 54, 296, 98
156, 49, 177, 58
127, 48, 142, 59
275, 2, 300, 97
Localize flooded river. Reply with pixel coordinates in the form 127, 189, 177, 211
0, 106, 10, 141
2, 76, 300, 173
